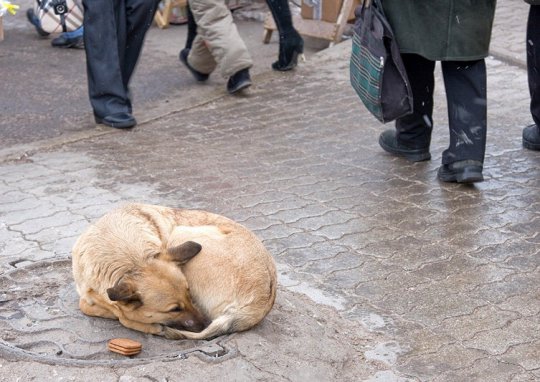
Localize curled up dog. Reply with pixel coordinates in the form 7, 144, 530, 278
71, 203, 277, 339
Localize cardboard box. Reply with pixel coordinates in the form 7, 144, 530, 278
301, 0, 360, 23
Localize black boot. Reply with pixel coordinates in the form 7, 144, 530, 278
227, 68, 251, 94
265, 0, 304, 71
437, 160, 484, 183
378, 130, 431, 162
523, 124, 540, 150
272, 31, 304, 71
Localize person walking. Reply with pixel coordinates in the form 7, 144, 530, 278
377, 1, 496, 183
82, 0, 160, 128
179, 0, 253, 94
523, 0, 540, 151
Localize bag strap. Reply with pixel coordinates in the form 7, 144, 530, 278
363, 0, 388, 21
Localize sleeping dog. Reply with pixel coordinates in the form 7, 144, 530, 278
72, 203, 277, 339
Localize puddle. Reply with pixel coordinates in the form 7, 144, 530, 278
278, 267, 347, 311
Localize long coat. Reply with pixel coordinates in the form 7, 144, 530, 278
381, 0, 497, 61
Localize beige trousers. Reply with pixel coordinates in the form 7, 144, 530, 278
187, 0, 253, 78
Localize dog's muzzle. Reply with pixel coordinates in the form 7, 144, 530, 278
167, 316, 211, 333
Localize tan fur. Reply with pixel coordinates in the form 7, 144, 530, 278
72, 203, 277, 339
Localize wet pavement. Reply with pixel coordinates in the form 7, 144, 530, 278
1, 0, 539, 381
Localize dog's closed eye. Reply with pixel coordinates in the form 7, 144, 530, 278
168, 306, 183, 313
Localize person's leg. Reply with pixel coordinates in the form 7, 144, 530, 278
378, 54, 434, 162
179, 1, 213, 81
395, 54, 435, 148
186, 34, 216, 76
189, 0, 252, 79
185, 2, 197, 50
122, 0, 161, 89
51, 26, 84, 49
265, 0, 303, 71
437, 59, 486, 183
82, 0, 132, 123
523, 5, 540, 150
441, 59, 487, 164
26, 8, 49, 37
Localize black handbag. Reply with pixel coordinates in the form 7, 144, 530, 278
349, 0, 413, 123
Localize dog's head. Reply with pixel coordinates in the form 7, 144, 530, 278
106, 241, 211, 333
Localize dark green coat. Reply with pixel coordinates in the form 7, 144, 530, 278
382, 0, 497, 61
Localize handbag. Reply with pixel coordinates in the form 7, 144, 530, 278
349, 0, 413, 123
34, 0, 83, 34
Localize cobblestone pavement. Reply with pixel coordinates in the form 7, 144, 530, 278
1, 1, 539, 381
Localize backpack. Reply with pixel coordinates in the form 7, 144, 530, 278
35, 0, 83, 33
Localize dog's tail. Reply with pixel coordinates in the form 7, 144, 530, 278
163, 313, 238, 340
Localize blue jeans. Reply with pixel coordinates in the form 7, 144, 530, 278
62, 27, 84, 39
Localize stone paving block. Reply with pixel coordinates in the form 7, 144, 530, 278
40, 234, 79, 256
400, 343, 486, 380
11, 172, 72, 192
498, 293, 540, 317
301, 250, 365, 276
463, 317, 539, 355
9, 210, 83, 235
413, 254, 491, 282
25, 218, 88, 244
292, 240, 349, 264
500, 342, 540, 371
436, 304, 519, 342
0, 190, 35, 206
1, 201, 61, 226
468, 273, 538, 305
433, 356, 528, 382
353, 270, 430, 304
265, 231, 326, 256
4, 246, 52, 265
376, 241, 458, 271
31, 152, 102, 172
0, 195, 43, 214
303, 217, 371, 240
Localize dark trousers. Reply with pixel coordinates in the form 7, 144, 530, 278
396, 54, 487, 164
82, 0, 160, 118
527, 6, 540, 126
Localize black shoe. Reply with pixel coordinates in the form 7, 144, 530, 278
523, 124, 540, 151
227, 68, 251, 94
179, 48, 209, 82
26, 8, 50, 37
437, 160, 484, 183
95, 112, 137, 129
378, 130, 431, 162
272, 31, 304, 71
51, 34, 84, 49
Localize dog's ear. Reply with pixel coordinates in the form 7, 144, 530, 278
107, 279, 142, 308
167, 240, 202, 265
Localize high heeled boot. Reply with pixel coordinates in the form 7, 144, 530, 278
265, 0, 304, 71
